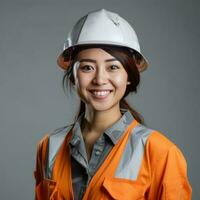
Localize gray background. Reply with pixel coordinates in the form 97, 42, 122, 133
0, 0, 199, 199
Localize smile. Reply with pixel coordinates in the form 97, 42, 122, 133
89, 90, 112, 98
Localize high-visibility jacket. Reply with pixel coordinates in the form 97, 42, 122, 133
34, 119, 192, 200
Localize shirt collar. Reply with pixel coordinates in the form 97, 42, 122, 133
69, 109, 135, 146
104, 109, 134, 144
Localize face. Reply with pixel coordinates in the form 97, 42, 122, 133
74, 48, 129, 112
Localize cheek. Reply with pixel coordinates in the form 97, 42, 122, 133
76, 73, 90, 91
112, 73, 128, 89
75, 75, 88, 100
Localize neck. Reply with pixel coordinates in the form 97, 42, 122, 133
82, 104, 122, 134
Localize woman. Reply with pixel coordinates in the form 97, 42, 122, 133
34, 9, 192, 199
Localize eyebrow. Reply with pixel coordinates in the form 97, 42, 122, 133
79, 58, 117, 63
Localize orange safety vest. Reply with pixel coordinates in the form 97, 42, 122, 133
34, 119, 192, 200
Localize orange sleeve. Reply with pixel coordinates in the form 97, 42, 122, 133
33, 135, 49, 200
152, 145, 192, 200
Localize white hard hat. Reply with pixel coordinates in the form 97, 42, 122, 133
57, 8, 149, 72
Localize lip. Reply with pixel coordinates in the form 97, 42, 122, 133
88, 89, 113, 100
89, 89, 113, 92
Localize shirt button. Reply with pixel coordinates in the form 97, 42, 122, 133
95, 150, 101, 156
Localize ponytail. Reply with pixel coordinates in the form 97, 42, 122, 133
120, 99, 144, 124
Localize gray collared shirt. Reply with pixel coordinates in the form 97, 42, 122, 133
69, 109, 134, 200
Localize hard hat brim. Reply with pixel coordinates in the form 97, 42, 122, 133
57, 43, 149, 72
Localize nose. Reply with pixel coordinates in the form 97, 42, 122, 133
92, 68, 108, 85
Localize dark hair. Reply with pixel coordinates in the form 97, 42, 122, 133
62, 44, 145, 124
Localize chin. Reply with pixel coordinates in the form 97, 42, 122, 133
88, 101, 120, 112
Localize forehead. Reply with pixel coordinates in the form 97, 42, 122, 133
76, 48, 115, 60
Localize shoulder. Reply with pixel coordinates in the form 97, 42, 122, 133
132, 122, 178, 153
134, 124, 189, 177
132, 123, 186, 164
37, 124, 74, 150
146, 130, 181, 157
147, 130, 176, 153
36, 124, 75, 177
142, 128, 188, 171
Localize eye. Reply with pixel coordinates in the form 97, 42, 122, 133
79, 65, 94, 72
108, 65, 120, 71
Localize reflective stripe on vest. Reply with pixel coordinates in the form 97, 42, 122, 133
115, 123, 152, 180
47, 125, 73, 178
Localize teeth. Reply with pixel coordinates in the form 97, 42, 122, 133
91, 91, 110, 96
